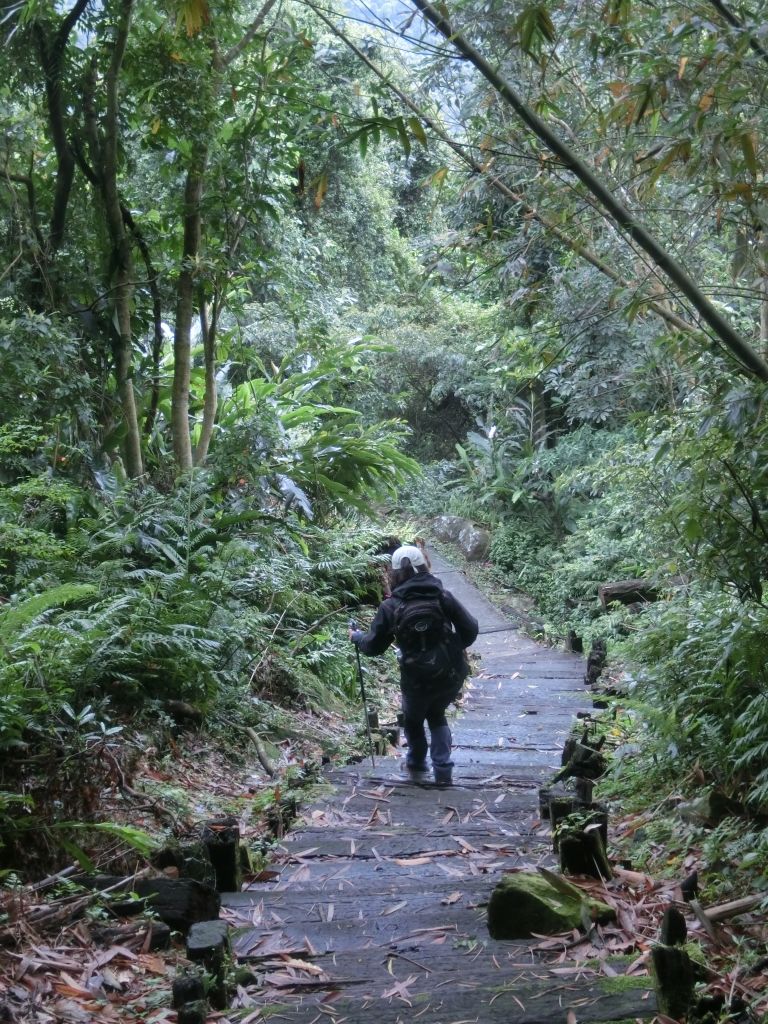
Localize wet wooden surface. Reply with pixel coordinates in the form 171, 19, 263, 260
222, 552, 655, 1021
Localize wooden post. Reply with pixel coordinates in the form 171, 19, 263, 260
202, 817, 241, 892
650, 945, 697, 1020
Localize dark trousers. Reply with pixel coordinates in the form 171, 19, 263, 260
401, 680, 459, 769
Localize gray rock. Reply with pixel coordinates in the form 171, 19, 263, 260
431, 515, 470, 542
676, 789, 741, 827
458, 523, 490, 561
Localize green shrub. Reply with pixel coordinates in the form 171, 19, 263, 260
627, 588, 768, 809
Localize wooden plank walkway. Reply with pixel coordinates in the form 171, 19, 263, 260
223, 552, 655, 1022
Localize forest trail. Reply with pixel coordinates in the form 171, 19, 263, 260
222, 553, 654, 1022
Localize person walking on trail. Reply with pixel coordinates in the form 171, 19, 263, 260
349, 545, 478, 786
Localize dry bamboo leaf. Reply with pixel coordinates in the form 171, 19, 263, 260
51, 998, 95, 1022
56, 974, 94, 998
381, 973, 418, 1003
455, 838, 478, 853
93, 946, 137, 968
440, 892, 462, 906
626, 955, 649, 975
381, 901, 407, 916
278, 955, 324, 976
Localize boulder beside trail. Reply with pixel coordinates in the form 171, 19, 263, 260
487, 870, 615, 940
458, 522, 491, 561
431, 515, 470, 542
431, 516, 491, 561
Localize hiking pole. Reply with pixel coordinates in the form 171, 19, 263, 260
349, 619, 376, 768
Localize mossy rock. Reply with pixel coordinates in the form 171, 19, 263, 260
487, 870, 615, 940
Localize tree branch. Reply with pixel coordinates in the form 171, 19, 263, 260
222, 0, 280, 67
707, 0, 768, 66
1, 165, 45, 250
410, 0, 768, 382
305, 1, 697, 339
54, 0, 91, 53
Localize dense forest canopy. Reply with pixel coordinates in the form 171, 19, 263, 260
1, 0, 768, 887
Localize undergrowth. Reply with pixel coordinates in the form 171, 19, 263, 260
0, 462, 410, 875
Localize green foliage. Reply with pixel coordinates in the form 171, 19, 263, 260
0, 311, 98, 442
655, 380, 768, 602
5, 0, 768, 882
628, 589, 768, 808
0, 583, 97, 642
0, 421, 51, 480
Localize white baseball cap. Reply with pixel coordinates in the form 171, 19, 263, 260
391, 544, 427, 570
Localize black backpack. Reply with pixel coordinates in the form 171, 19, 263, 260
395, 593, 450, 652
394, 593, 466, 685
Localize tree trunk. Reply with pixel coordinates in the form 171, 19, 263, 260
172, 151, 207, 472
170, 0, 282, 469
119, 205, 164, 438
32, 0, 90, 256
193, 292, 218, 466
101, 0, 143, 479
410, 0, 768, 383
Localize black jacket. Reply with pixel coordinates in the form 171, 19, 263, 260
355, 573, 479, 657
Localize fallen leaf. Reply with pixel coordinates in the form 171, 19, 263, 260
381, 901, 407, 916
381, 973, 418, 1004
138, 954, 167, 975
454, 837, 478, 853
278, 955, 324, 976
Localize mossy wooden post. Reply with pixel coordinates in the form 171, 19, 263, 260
559, 829, 612, 879
552, 803, 611, 879
202, 816, 241, 892
548, 795, 578, 849
574, 777, 594, 803
187, 920, 231, 1010
660, 906, 687, 946
538, 786, 553, 819
650, 945, 697, 1020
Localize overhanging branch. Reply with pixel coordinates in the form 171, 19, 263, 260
410, 0, 768, 382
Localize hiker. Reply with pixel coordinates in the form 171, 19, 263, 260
349, 544, 478, 786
